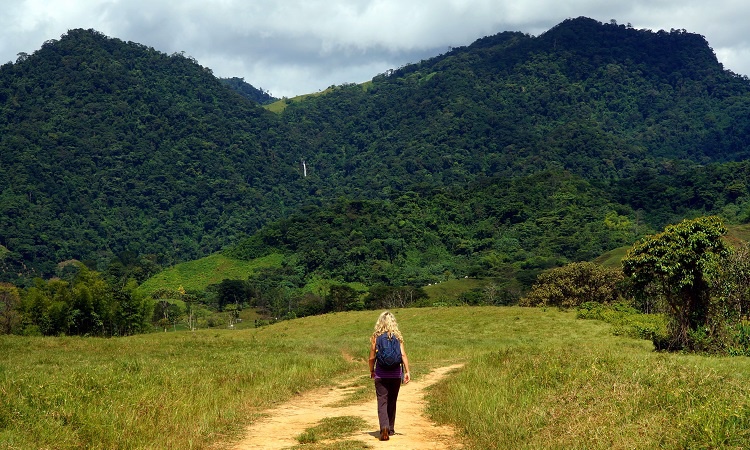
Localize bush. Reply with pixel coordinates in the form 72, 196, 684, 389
521, 262, 624, 308
727, 322, 750, 356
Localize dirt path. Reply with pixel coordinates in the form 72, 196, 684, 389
231, 364, 465, 449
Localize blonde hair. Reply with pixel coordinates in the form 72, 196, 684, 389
371, 311, 403, 343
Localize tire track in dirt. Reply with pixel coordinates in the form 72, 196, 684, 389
230, 363, 465, 449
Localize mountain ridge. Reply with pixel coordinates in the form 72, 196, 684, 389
2, 18, 750, 284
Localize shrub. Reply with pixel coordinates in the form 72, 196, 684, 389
577, 301, 668, 342
520, 262, 624, 308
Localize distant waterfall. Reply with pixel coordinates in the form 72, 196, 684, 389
301, 159, 307, 177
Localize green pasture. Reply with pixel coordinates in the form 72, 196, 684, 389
422, 277, 489, 301
136, 252, 283, 296
2, 307, 749, 449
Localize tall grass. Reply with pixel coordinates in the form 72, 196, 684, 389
0, 317, 364, 449
429, 346, 750, 449
2, 306, 749, 449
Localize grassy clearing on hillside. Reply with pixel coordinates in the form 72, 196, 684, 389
263, 90, 333, 113
592, 245, 630, 268
264, 82, 372, 113
136, 253, 283, 295
726, 223, 750, 245
422, 277, 489, 302
2, 307, 749, 449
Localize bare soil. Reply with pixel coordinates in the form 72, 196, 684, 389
230, 364, 465, 449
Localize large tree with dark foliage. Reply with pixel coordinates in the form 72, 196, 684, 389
622, 216, 730, 350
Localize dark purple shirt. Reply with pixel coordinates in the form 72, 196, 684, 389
374, 363, 402, 379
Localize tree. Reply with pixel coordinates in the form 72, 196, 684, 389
622, 216, 729, 350
111, 280, 151, 336
179, 286, 198, 331
0, 282, 21, 334
717, 242, 750, 320
364, 285, 427, 309
326, 284, 361, 312
216, 279, 251, 311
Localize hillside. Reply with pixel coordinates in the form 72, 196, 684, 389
225, 170, 641, 290
0, 29, 304, 280
2, 18, 750, 284
275, 18, 750, 193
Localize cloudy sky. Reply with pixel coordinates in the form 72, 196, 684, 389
2, 0, 749, 98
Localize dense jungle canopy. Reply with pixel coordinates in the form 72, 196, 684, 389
2, 17, 750, 288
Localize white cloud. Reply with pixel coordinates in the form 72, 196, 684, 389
1, 0, 749, 97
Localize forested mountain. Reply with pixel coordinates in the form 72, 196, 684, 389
2, 17, 750, 286
0, 29, 304, 280
276, 17, 750, 193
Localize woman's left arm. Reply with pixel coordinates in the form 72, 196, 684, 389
400, 341, 411, 384
368, 337, 377, 378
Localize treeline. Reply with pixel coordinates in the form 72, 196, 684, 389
209, 274, 429, 322
0, 264, 149, 336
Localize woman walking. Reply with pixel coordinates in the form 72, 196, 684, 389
369, 311, 411, 441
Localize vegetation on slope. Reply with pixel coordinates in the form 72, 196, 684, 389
0, 29, 301, 281
219, 76, 278, 104
226, 170, 641, 288
276, 18, 750, 195
3, 18, 750, 294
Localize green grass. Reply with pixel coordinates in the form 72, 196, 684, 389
726, 223, 750, 245
264, 89, 334, 113
429, 346, 750, 449
136, 252, 283, 295
2, 307, 750, 449
592, 245, 630, 268
296, 416, 368, 444
422, 277, 493, 302
264, 82, 373, 113
325, 375, 373, 408
288, 440, 371, 450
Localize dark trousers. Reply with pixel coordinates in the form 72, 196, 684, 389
374, 377, 401, 432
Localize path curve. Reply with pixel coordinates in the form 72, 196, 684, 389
231, 364, 465, 449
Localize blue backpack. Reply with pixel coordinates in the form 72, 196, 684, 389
375, 333, 402, 369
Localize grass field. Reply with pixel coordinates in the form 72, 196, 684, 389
2, 306, 749, 449
264, 81, 373, 113
422, 277, 490, 301
136, 252, 283, 296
